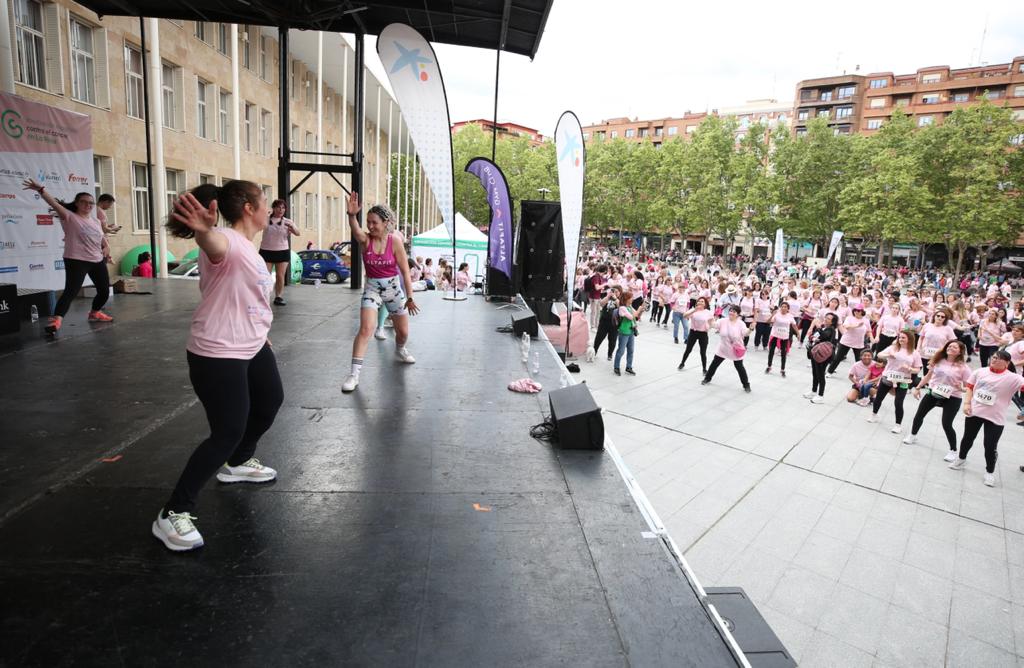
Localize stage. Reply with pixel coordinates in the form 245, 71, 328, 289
0, 281, 740, 666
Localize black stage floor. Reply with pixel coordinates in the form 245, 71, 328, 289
0, 281, 739, 667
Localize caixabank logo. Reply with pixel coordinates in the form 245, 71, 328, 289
28, 263, 43, 271
0, 297, 10, 313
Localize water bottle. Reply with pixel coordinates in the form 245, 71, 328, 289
314, 278, 321, 289
532, 351, 540, 374
30, 305, 38, 322
521, 332, 530, 363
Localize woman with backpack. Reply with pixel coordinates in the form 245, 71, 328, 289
804, 313, 838, 404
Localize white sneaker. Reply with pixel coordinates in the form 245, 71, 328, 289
943, 451, 958, 463
826, 372, 836, 378
383, 317, 394, 329
152, 510, 204, 552
810, 395, 824, 404
948, 458, 967, 470
890, 424, 902, 434
903, 434, 917, 445
802, 391, 815, 399
216, 458, 277, 483
342, 375, 359, 392
984, 472, 996, 487
396, 346, 416, 363
856, 397, 871, 407
867, 414, 879, 423
374, 327, 387, 340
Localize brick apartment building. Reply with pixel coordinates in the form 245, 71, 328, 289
793, 74, 864, 136
581, 112, 710, 146
451, 119, 546, 146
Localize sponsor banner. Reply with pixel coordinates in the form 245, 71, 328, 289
826, 230, 844, 262
774, 228, 785, 263
555, 110, 585, 304
411, 237, 487, 250
377, 24, 455, 243
0, 93, 93, 289
464, 157, 512, 279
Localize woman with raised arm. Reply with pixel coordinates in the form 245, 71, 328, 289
153, 181, 283, 552
22, 178, 112, 334
342, 192, 419, 393
260, 199, 300, 306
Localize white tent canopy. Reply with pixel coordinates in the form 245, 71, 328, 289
411, 213, 489, 280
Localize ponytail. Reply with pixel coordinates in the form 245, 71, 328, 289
166, 183, 219, 239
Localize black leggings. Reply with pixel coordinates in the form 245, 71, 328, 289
753, 322, 771, 348
811, 358, 828, 396
958, 415, 1004, 473
828, 344, 862, 374
873, 334, 895, 355
593, 317, 618, 357
767, 337, 791, 371
54, 257, 110, 317
910, 393, 962, 450
705, 355, 750, 388
872, 379, 909, 424
798, 318, 813, 343
681, 330, 709, 371
166, 344, 284, 513
649, 303, 662, 322
660, 305, 671, 326
979, 345, 999, 367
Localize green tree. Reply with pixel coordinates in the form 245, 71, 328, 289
731, 122, 779, 248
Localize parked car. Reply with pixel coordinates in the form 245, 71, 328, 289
298, 250, 350, 284
167, 259, 200, 280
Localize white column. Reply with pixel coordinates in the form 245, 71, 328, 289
375, 84, 381, 208
231, 25, 240, 179
147, 18, 168, 278
386, 99, 393, 208
412, 157, 419, 235
0, 0, 15, 93
316, 31, 323, 248
404, 132, 411, 236
395, 119, 402, 221
341, 44, 348, 158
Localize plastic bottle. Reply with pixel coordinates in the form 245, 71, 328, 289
521, 332, 530, 363
532, 351, 540, 374
30, 305, 38, 322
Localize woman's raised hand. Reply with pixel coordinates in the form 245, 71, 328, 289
22, 178, 43, 192
171, 192, 218, 235
346, 191, 361, 216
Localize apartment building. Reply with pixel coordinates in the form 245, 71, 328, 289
717, 98, 792, 141
792, 74, 864, 136
860, 57, 1024, 133
451, 119, 546, 146
5, 0, 424, 268
581, 113, 709, 146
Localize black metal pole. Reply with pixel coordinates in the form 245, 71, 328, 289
139, 17, 157, 276
491, 48, 500, 162
277, 27, 292, 284
350, 31, 365, 290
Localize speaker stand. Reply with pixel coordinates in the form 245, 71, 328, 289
443, 289, 467, 301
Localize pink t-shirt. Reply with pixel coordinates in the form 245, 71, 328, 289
260, 217, 297, 251
770, 312, 796, 340
187, 227, 274, 359
877, 315, 904, 339
928, 359, 972, 399
1006, 340, 1024, 376
61, 211, 105, 262
715, 317, 749, 361
967, 368, 1024, 425
690, 309, 713, 332
849, 361, 871, 384
739, 297, 755, 317
918, 323, 956, 357
840, 316, 869, 348
754, 298, 773, 323
882, 346, 922, 382
978, 320, 1006, 346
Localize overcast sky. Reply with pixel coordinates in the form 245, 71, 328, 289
364, 0, 1024, 136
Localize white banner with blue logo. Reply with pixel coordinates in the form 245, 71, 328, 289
0, 93, 93, 290
555, 111, 585, 305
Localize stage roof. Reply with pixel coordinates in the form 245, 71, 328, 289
76, 0, 554, 58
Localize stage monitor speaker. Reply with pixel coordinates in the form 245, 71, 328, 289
487, 266, 514, 298
516, 200, 564, 300
525, 298, 560, 326
511, 309, 538, 338
548, 383, 604, 450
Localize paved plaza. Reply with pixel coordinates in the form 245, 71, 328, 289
578, 316, 1024, 667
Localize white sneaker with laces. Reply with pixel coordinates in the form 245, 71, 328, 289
810, 395, 824, 404
216, 458, 277, 483
943, 451, 958, 463
152, 510, 204, 552
802, 391, 815, 399
984, 472, 996, 487
948, 458, 967, 470
867, 413, 879, 423
374, 327, 387, 340
903, 434, 917, 445
342, 375, 359, 392
396, 346, 416, 364
890, 424, 902, 434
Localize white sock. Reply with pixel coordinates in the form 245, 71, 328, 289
351, 358, 363, 378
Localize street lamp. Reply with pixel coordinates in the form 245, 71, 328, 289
537, 187, 550, 200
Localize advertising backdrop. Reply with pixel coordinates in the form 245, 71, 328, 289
0, 93, 93, 290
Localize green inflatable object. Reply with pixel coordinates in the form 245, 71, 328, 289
267, 250, 302, 284
182, 248, 200, 262
119, 245, 176, 276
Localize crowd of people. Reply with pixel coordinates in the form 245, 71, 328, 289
578, 246, 1024, 490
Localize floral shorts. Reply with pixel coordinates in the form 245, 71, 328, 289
361, 276, 407, 316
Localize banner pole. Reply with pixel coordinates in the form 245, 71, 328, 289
139, 17, 157, 277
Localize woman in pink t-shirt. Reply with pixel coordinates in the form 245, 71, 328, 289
701, 305, 751, 392
905, 340, 972, 458
766, 301, 798, 377
22, 179, 112, 334
868, 330, 922, 434
678, 297, 713, 374
153, 181, 283, 552
827, 305, 870, 375
259, 199, 299, 306
977, 309, 1006, 367
949, 350, 1024, 487
917, 311, 957, 376
873, 304, 905, 354
752, 289, 774, 351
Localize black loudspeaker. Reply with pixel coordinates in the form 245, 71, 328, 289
511, 309, 538, 338
0, 284, 18, 335
548, 383, 604, 450
524, 299, 560, 326
705, 588, 796, 667
516, 200, 564, 300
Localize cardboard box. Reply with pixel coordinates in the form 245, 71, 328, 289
113, 279, 139, 294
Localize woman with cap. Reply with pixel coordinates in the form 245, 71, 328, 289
868, 330, 922, 434
827, 304, 870, 376
948, 349, 1024, 487
701, 305, 751, 392
904, 340, 972, 459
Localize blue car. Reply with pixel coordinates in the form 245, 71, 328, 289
298, 250, 350, 284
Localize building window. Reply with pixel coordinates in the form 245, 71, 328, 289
895, 97, 910, 107
922, 93, 940, 105
1014, 85, 1024, 98
838, 86, 856, 98
867, 119, 883, 130
817, 110, 829, 118
259, 36, 270, 80
685, 125, 696, 134
305, 193, 316, 229
290, 124, 298, 149
918, 115, 934, 127
981, 90, 1001, 100
777, 113, 787, 124
165, 169, 184, 213
291, 60, 300, 99
869, 78, 888, 89
217, 23, 228, 55
836, 107, 853, 119
797, 110, 809, 121
262, 184, 273, 201
260, 109, 271, 156
796, 129, 807, 137
654, 127, 663, 137
240, 26, 252, 69
639, 128, 648, 138
160, 62, 183, 129
243, 103, 254, 152
199, 174, 216, 185
820, 91, 833, 102
194, 21, 210, 43
93, 155, 114, 221
869, 97, 885, 109
667, 126, 677, 136
290, 194, 297, 226
800, 89, 815, 101
131, 162, 150, 232
921, 73, 941, 84
124, 44, 144, 119
610, 131, 618, 138
14, 0, 47, 89
69, 16, 97, 105
953, 93, 969, 103
196, 79, 210, 138
219, 89, 231, 145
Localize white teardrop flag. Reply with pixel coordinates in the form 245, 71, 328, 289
555, 111, 585, 306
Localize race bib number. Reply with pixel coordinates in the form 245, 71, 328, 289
922, 346, 938, 357
974, 389, 996, 406
930, 383, 953, 398
885, 370, 910, 385
881, 328, 897, 338
772, 327, 790, 340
